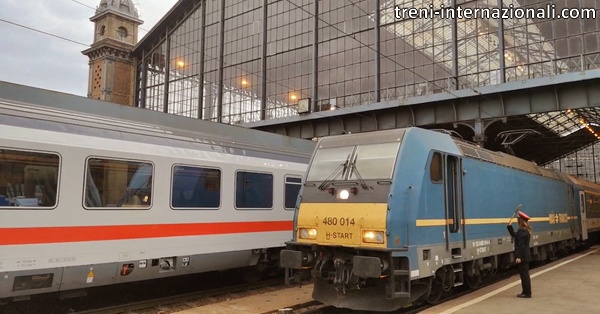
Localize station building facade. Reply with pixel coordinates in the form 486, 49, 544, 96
129, 0, 600, 125
86, 0, 600, 181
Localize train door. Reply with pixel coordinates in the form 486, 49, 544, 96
568, 186, 578, 237
579, 191, 588, 240
445, 155, 465, 251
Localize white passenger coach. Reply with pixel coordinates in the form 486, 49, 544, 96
0, 81, 315, 300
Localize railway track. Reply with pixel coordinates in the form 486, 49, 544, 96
281, 279, 510, 314
75, 278, 286, 314
1, 271, 286, 314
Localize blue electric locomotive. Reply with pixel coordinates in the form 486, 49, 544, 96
281, 127, 600, 312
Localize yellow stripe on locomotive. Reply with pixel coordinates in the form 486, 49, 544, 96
296, 202, 388, 248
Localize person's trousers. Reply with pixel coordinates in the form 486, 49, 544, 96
517, 262, 531, 296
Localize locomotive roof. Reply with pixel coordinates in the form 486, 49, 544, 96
316, 128, 406, 148
562, 173, 600, 194
0, 81, 315, 160
453, 138, 565, 181
306, 127, 580, 184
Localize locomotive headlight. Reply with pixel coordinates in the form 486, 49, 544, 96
337, 189, 350, 200
299, 228, 317, 240
362, 230, 385, 244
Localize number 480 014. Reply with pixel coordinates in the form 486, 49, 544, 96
322, 217, 355, 226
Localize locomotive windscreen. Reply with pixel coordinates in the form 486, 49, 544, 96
307, 142, 400, 182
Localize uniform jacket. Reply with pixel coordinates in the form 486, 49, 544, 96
507, 225, 532, 262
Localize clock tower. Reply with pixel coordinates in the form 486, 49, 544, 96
82, 0, 143, 105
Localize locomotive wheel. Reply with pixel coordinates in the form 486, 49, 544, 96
426, 279, 444, 304
441, 266, 453, 292
466, 274, 481, 290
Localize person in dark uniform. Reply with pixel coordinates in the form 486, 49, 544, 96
507, 211, 532, 298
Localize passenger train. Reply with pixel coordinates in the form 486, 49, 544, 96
0, 86, 315, 301
281, 127, 600, 312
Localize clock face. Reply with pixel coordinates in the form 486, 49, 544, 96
297, 98, 310, 114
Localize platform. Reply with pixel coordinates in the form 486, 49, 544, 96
173, 246, 598, 314
421, 245, 600, 314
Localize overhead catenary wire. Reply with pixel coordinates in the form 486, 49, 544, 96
0, 18, 90, 47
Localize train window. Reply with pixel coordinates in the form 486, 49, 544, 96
430, 152, 443, 183
236, 171, 273, 209
0, 148, 59, 208
84, 158, 153, 209
171, 165, 221, 209
285, 176, 302, 210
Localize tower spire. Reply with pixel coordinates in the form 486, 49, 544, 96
82, 0, 143, 105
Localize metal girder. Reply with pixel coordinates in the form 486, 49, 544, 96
247, 70, 600, 140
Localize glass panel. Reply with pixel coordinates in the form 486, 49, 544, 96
285, 176, 302, 209
0, 149, 59, 208
172, 165, 221, 209
236, 171, 273, 209
349, 142, 400, 180
145, 43, 167, 112
85, 158, 153, 209
307, 146, 355, 181
430, 152, 442, 183
136, 0, 600, 120
266, 0, 312, 118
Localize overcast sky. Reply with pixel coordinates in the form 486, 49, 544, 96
0, 0, 178, 96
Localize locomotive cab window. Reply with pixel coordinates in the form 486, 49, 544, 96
84, 158, 153, 209
285, 176, 302, 210
0, 148, 59, 208
236, 171, 273, 209
171, 165, 221, 209
430, 152, 442, 183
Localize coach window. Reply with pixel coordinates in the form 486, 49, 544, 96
171, 165, 221, 209
236, 171, 273, 209
84, 158, 153, 209
0, 148, 59, 208
430, 152, 443, 183
285, 176, 302, 210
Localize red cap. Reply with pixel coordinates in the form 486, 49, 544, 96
518, 211, 530, 221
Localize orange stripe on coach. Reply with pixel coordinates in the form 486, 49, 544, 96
0, 221, 293, 245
